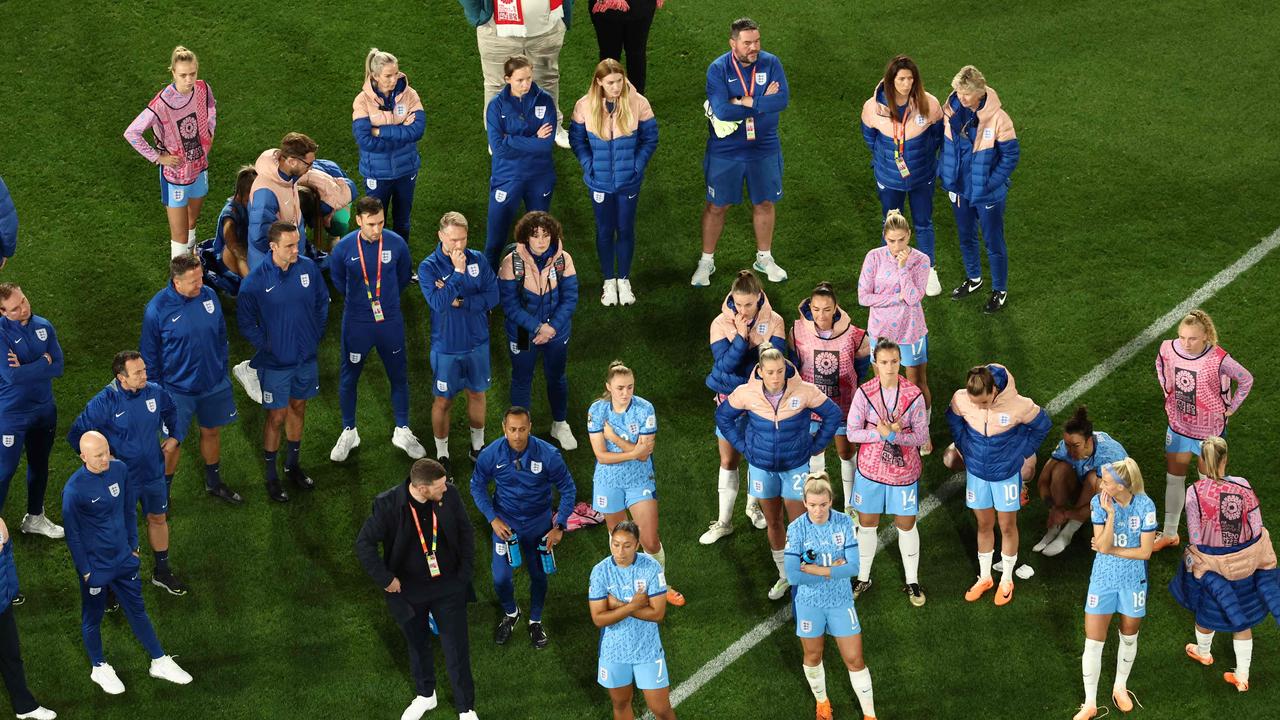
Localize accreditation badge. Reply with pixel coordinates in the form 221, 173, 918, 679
744, 117, 756, 141
895, 154, 911, 178
427, 553, 442, 578
370, 300, 386, 323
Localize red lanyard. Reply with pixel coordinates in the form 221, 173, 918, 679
356, 233, 383, 301
891, 103, 911, 158
410, 502, 437, 557
731, 59, 756, 98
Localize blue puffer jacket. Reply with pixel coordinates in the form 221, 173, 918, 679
458, 0, 575, 29
939, 87, 1020, 204
488, 83, 557, 184
706, 291, 788, 396
859, 81, 943, 192
0, 536, 18, 608
0, 175, 16, 260
498, 241, 579, 347
715, 361, 841, 472
568, 85, 659, 194
946, 364, 1051, 481
352, 75, 425, 180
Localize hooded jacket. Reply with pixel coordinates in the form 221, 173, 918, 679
946, 364, 1051, 481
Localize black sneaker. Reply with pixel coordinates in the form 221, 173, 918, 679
266, 482, 290, 503
529, 621, 549, 649
983, 291, 1008, 314
951, 277, 984, 299
285, 465, 315, 491
153, 571, 190, 596
494, 611, 520, 645
438, 455, 453, 479
206, 483, 243, 505
11, 593, 24, 607
903, 582, 927, 607
408, 272, 419, 286
853, 579, 873, 599
468, 446, 481, 464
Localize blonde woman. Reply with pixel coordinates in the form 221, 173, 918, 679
569, 59, 658, 306
1154, 309, 1253, 551
352, 48, 425, 242
124, 46, 216, 258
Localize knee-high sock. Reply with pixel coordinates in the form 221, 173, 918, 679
840, 458, 855, 508
849, 667, 875, 717
803, 662, 827, 702
1115, 631, 1138, 688
978, 550, 994, 580
1082, 638, 1104, 706
1000, 553, 1018, 585
651, 544, 666, 570
809, 453, 826, 474
1234, 638, 1253, 683
1163, 473, 1187, 536
856, 526, 878, 582
898, 525, 921, 584
717, 468, 739, 525
1195, 628, 1215, 657
770, 548, 786, 580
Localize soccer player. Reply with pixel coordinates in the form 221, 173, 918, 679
1034, 406, 1128, 557
124, 45, 216, 259
1153, 309, 1252, 551
858, 209, 932, 454
785, 475, 876, 720
568, 58, 659, 305
588, 361, 683, 606
420, 212, 500, 469
497, 211, 579, 451
717, 348, 841, 601
940, 65, 1020, 313
692, 17, 790, 287
470, 407, 576, 649
62, 432, 192, 695
945, 364, 1051, 606
67, 351, 187, 595
860, 55, 944, 296
245, 132, 318, 272
789, 281, 869, 503
483, 56, 557, 269
589, 520, 676, 720
1073, 458, 1156, 720
846, 340, 928, 606
1171, 436, 1278, 694
328, 196, 425, 462
0, 283, 63, 539
210, 166, 256, 279
701, 270, 787, 544
352, 47, 425, 243
237, 222, 330, 502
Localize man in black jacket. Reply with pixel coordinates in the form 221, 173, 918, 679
356, 458, 478, 720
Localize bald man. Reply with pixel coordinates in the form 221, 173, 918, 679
62, 431, 191, 695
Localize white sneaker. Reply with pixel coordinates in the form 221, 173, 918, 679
550, 421, 578, 451
698, 520, 733, 545
149, 655, 192, 685
753, 254, 789, 282
232, 360, 263, 404
459, 711, 479, 720
1032, 524, 1062, 553
90, 663, 125, 695
767, 577, 791, 600
616, 279, 635, 306
601, 279, 618, 307
745, 502, 767, 530
926, 266, 942, 296
690, 257, 715, 286
330, 427, 361, 462
16, 706, 57, 720
401, 693, 438, 720
392, 426, 427, 460
554, 126, 570, 149
20, 513, 64, 539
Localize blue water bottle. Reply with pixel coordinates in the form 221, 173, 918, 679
538, 535, 557, 575
506, 532, 523, 568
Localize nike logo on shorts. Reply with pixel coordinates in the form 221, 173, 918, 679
542, 191, 551, 197
91, 497, 102, 503
350, 257, 360, 262
984, 204, 996, 210
392, 348, 403, 354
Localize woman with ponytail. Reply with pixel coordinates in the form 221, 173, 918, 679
1033, 405, 1128, 557
1154, 309, 1253, 552
352, 48, 425, 242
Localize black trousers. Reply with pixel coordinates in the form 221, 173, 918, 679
398, 590, 474, 712
590, 1, 657, 95
0, 608, 37, 715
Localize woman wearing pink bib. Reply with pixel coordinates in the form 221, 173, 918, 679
124, 46, 216, 259
1154, 310, 1253, 552
846, 340, 928, 607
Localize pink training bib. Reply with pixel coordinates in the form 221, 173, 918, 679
1159, 340, 1228, 440
854, 377, 922, 486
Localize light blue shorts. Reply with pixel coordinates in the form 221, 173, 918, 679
852, 471, 919, 516
795, 602, 861, 638
1085, 582, 1148, 618
715, 413, 748, 442
965, 470, 1021, 512
749, 463, 809, 501
809, 419, 847, 437
598, 657, 670, 690
160, 169, 209, 208
593, 480, 657, 514
880, 335, 928, 367
258, 360, 320, 409
1165, 426, 1205, 456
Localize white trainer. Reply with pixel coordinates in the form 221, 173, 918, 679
690, 257, 715, 286
926, 266, 942, 296
550, 421, 578, 451
90, 663, 125, 695
745, 501, 767, 530
698, 520, 733, 545
459, 711, 479, 720
767, 577, 791, 600
392, 426, 427, 460
401, 693, 438, 720
330, 427, 361, 462
1032, 524, 1062, 553
20, 513, 64, 539
616, 278, 635, 306
15, 706, 57, 720
554, 126, 570, 149
232, 360, 263, 404
753, 255, 789, 282
149, 655, 192, 685
601, 279, 618, 307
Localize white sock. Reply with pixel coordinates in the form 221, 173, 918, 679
1115, 631, 1138, 688
898, 525, 921, 585
809, 453, 826, 474
1163, 473, 1186, 536
1234, 638, 1253, 683
1082, 638, 1104, 706
700, 252, 715, 263
978, 551, 994, 580
187, 227, 197, 246
770, 548, 785, 580
1000, 553, 1018, 585
1058, 519, 1084, 543
849, 667, 875, 717
756, 250, 773, 261
856, 525, 878, 582
1195, 628, 1215, 657
651, 544, 666, 570
840, 458, 855, 507
434, 436, 449, 458
745, 493, 761, 515
803, 663, 827, 702
717, 468, 739, 525
470, 426, 484, 451
170, 240, 189, 258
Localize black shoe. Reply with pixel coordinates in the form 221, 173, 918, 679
285, 465, 315, 491
951, 277, 984, 299
529, 621, 549, 649
468, 446, 481, 464
494, 611, 520, 645
266, 482, 290, 503
438, 455, 453, 479
152, 570, 190, 596
983, 290, 1008, 314
206, 483, 243, 505
11, 593, 24, 607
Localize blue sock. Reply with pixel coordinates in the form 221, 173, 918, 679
285, 440, 301, 470
264, 451, 279, 483
202, 464, 220, 490
164, 473, 174, 487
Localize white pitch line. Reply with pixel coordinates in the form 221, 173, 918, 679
647, 226, 1280, 718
